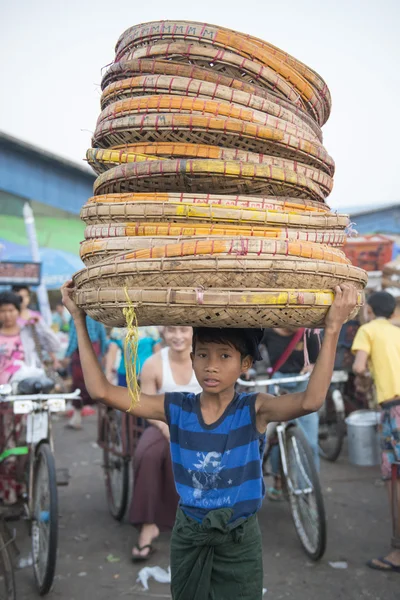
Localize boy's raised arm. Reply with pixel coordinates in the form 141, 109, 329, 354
61, 281, 166, 422
257, 285, 358, 426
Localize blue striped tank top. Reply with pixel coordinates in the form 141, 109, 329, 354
164, 392, 266, 524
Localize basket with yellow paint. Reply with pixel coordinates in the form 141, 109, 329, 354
72, 20, 366, 329
86, 144, 333, 198
74, 238, 366, 293
73, 287, 364, 329
80, 231, 348, 265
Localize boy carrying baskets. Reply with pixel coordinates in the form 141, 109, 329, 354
62, 281, 357, 599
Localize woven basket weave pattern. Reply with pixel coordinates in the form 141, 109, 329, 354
73, 20, 365, 327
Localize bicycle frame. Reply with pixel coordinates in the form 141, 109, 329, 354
0, 389, 81, 517
238, 373, 313, 491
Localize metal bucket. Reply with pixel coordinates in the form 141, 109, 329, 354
345, 410, 381, 466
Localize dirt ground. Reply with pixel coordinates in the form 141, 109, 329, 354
14, 414, 399, 599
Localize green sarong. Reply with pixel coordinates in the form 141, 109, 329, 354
170, 508, 263, 600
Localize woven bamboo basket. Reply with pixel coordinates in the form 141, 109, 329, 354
86, 145, 333, 198
114, 22, 330, 109
100, 75, 321, 141
80, 199, 348, 229
74, 250, 366, 294
73, 287, 362, 328
84, 192, 330, 213
101, 59, 321, 140
80, 234, 348, 265
97, 96, 318, 145
118, 43, 306, 112
92, 115, 333, 175
114, 21, 329, 124
92, 159, 329, 200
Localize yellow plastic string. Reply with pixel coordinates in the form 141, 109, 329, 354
122, 287, 140, 413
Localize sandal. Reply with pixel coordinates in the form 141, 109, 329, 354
367, 557, 400, 573
267, 487, 283, 501
131, 544, 157, 563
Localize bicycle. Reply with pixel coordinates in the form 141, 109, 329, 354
318, 370, 348, 462
0, 517, 16, 600
0, 382, 80, 596
97, 405, 144, 520
237, 373, 327, 561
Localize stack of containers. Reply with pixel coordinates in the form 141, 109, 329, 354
74, 20, 367, 327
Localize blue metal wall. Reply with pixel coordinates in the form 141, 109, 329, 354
350, 205, 400, 235
0, 136, 94, 216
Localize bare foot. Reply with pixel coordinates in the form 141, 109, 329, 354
132, 523, 159, 559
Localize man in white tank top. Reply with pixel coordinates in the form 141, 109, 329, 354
130, 326, 201, 561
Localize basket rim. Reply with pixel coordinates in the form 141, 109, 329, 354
100, 58, 322, 139
113, 21, 329, 124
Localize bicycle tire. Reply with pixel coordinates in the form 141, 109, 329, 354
285, 425, 327, 560
102, 410, 130, 521
0, 525, 16, 600
31, 443, 58, 595
318, 390, 346, 462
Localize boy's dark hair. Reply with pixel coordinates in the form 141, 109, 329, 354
0, 291, 22, 311
192, 328, 263, 361
11, 285, 30, 294
367, 291, 396, 319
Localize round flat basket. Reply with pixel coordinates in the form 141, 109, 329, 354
74, 251, 366, 293
73, 287, 362, 328
84, 192, 331, 213
100, 59, 321, 139
86, 145, 333, 198
114, 20, 330, 124
92, 114, 334, 175
100, 75, 322, 142
92, 158, 327, 200
97, 96, 318, 145
119, 43, 307, 113
81, 199, 348, 230
80, 233, 348, 265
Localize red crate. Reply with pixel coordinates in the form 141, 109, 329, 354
344, 235, 394, 272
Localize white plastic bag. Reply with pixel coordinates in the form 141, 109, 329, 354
136, 565, 171, 590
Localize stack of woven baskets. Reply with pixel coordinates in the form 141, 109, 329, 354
74, 20, 367, 327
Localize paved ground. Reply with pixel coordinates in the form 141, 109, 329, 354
14, 414, 399, 599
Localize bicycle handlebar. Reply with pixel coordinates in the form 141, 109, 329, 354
237, 374, 311, 388
0, 389, 81, 402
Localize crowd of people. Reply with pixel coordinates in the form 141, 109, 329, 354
0, 283, 399, 591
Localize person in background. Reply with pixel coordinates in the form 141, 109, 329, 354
352, 291, 400, 572
0, 291, 60, 503
262, 327, 320, 501
0, 291, 60, 383
105, 327, 162, 387
64, 315, 108, 429
12, 285, 61, 370
11, 285, 41, 326
51, 302, 70, 333
130, 326, 201, 561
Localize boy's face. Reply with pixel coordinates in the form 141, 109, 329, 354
192, 341, 252, 394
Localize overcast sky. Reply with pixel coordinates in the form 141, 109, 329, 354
1, 0, 399, 209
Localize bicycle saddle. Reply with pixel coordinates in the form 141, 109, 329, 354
17, 377, 54, 395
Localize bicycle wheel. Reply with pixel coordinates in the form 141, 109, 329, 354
102, 410, 130, 521
0, 525, 16, 600
31, 443, 58, 595
318, 390, 346, 462
284, 425, 326, 560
